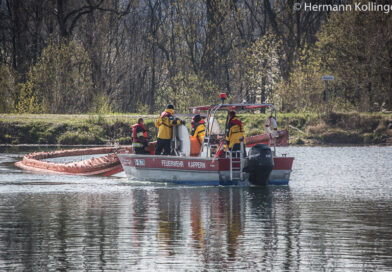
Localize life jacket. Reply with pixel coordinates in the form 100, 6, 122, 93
226, 116, 245, 148
154, 108, 180, 139
191, 119, 205, 134
132, 123, 148, 148
192, 120, 206, 144
132, 123, 147, 142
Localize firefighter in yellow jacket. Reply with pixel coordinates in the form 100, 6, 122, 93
191, 114, 206, 145
226, 111, 245, 151
155, 104, 183, 155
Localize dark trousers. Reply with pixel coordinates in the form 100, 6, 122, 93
155, 138, 171, 155
133, 147, 149, 154
230, 143, 247, 157
231, 143, 241, 151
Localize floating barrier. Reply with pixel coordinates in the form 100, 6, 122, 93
14, 146, 132, 176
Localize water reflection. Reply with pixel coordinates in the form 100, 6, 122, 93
1, 146, 392, 270
0, 187, 293, 270
153, 187, 255, 269
1, 183, 392, 270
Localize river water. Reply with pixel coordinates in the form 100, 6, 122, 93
0, 146, 391, 271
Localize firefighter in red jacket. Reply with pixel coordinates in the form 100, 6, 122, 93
132, 118, 149, 154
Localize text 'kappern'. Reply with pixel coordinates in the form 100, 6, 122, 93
161, 160, 206, 169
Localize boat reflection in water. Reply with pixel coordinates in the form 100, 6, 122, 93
0, 185, 296, 271
131, 186, 296, 269
2, 182, 392, 270
156, 187, 250, 261
2, 146, 392, 270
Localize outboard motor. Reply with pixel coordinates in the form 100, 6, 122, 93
246, 144, 274, 186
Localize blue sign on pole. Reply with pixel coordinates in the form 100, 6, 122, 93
322, 75, 334, 81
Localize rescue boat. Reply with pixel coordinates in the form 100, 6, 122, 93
118, 95, 294, 186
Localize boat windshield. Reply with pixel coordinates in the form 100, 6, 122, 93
208, 116, 223, 135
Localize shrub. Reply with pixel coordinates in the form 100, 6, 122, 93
58, 131, 104, 145
0, 65, 16, 113
320, 129, 362, 144
363, 133, 374, 145
306, 123, 328, 135
118, 137, 132, 145
17, 39, 93, 113
359, 115, 380, 133
293, 138, 305, 145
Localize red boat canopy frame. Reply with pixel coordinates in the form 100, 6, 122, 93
191, 102, 277, 157
190, 103, 275, 111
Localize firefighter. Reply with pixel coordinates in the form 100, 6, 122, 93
191, 114, 206, 145
226, 111, 245, 152
132, 118, 149, 154
154, 104, 183, 155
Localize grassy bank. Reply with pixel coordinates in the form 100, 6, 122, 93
0, 114, 156, 145
278, 112, 392, 145
1, 112, 391, 145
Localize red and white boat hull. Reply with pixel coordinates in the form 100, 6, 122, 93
118, 154, 293, 186
270, 157, 295, 185
119, 155, 232, 185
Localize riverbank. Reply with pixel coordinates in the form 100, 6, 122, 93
1, 112, 391, 145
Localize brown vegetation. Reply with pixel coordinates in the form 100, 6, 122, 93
1, 112, 391, 145
0, 0, 390, 114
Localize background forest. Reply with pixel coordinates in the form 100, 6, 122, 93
0, 0, 391, 114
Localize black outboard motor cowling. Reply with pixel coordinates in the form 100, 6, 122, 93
246, 144, 274, 186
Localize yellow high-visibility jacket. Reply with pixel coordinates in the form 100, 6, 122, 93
192, 121, 206, 144
226, 117, 245, 148
155, 109, 181, 139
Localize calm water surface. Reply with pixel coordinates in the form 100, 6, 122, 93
0, 146, 391, 271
